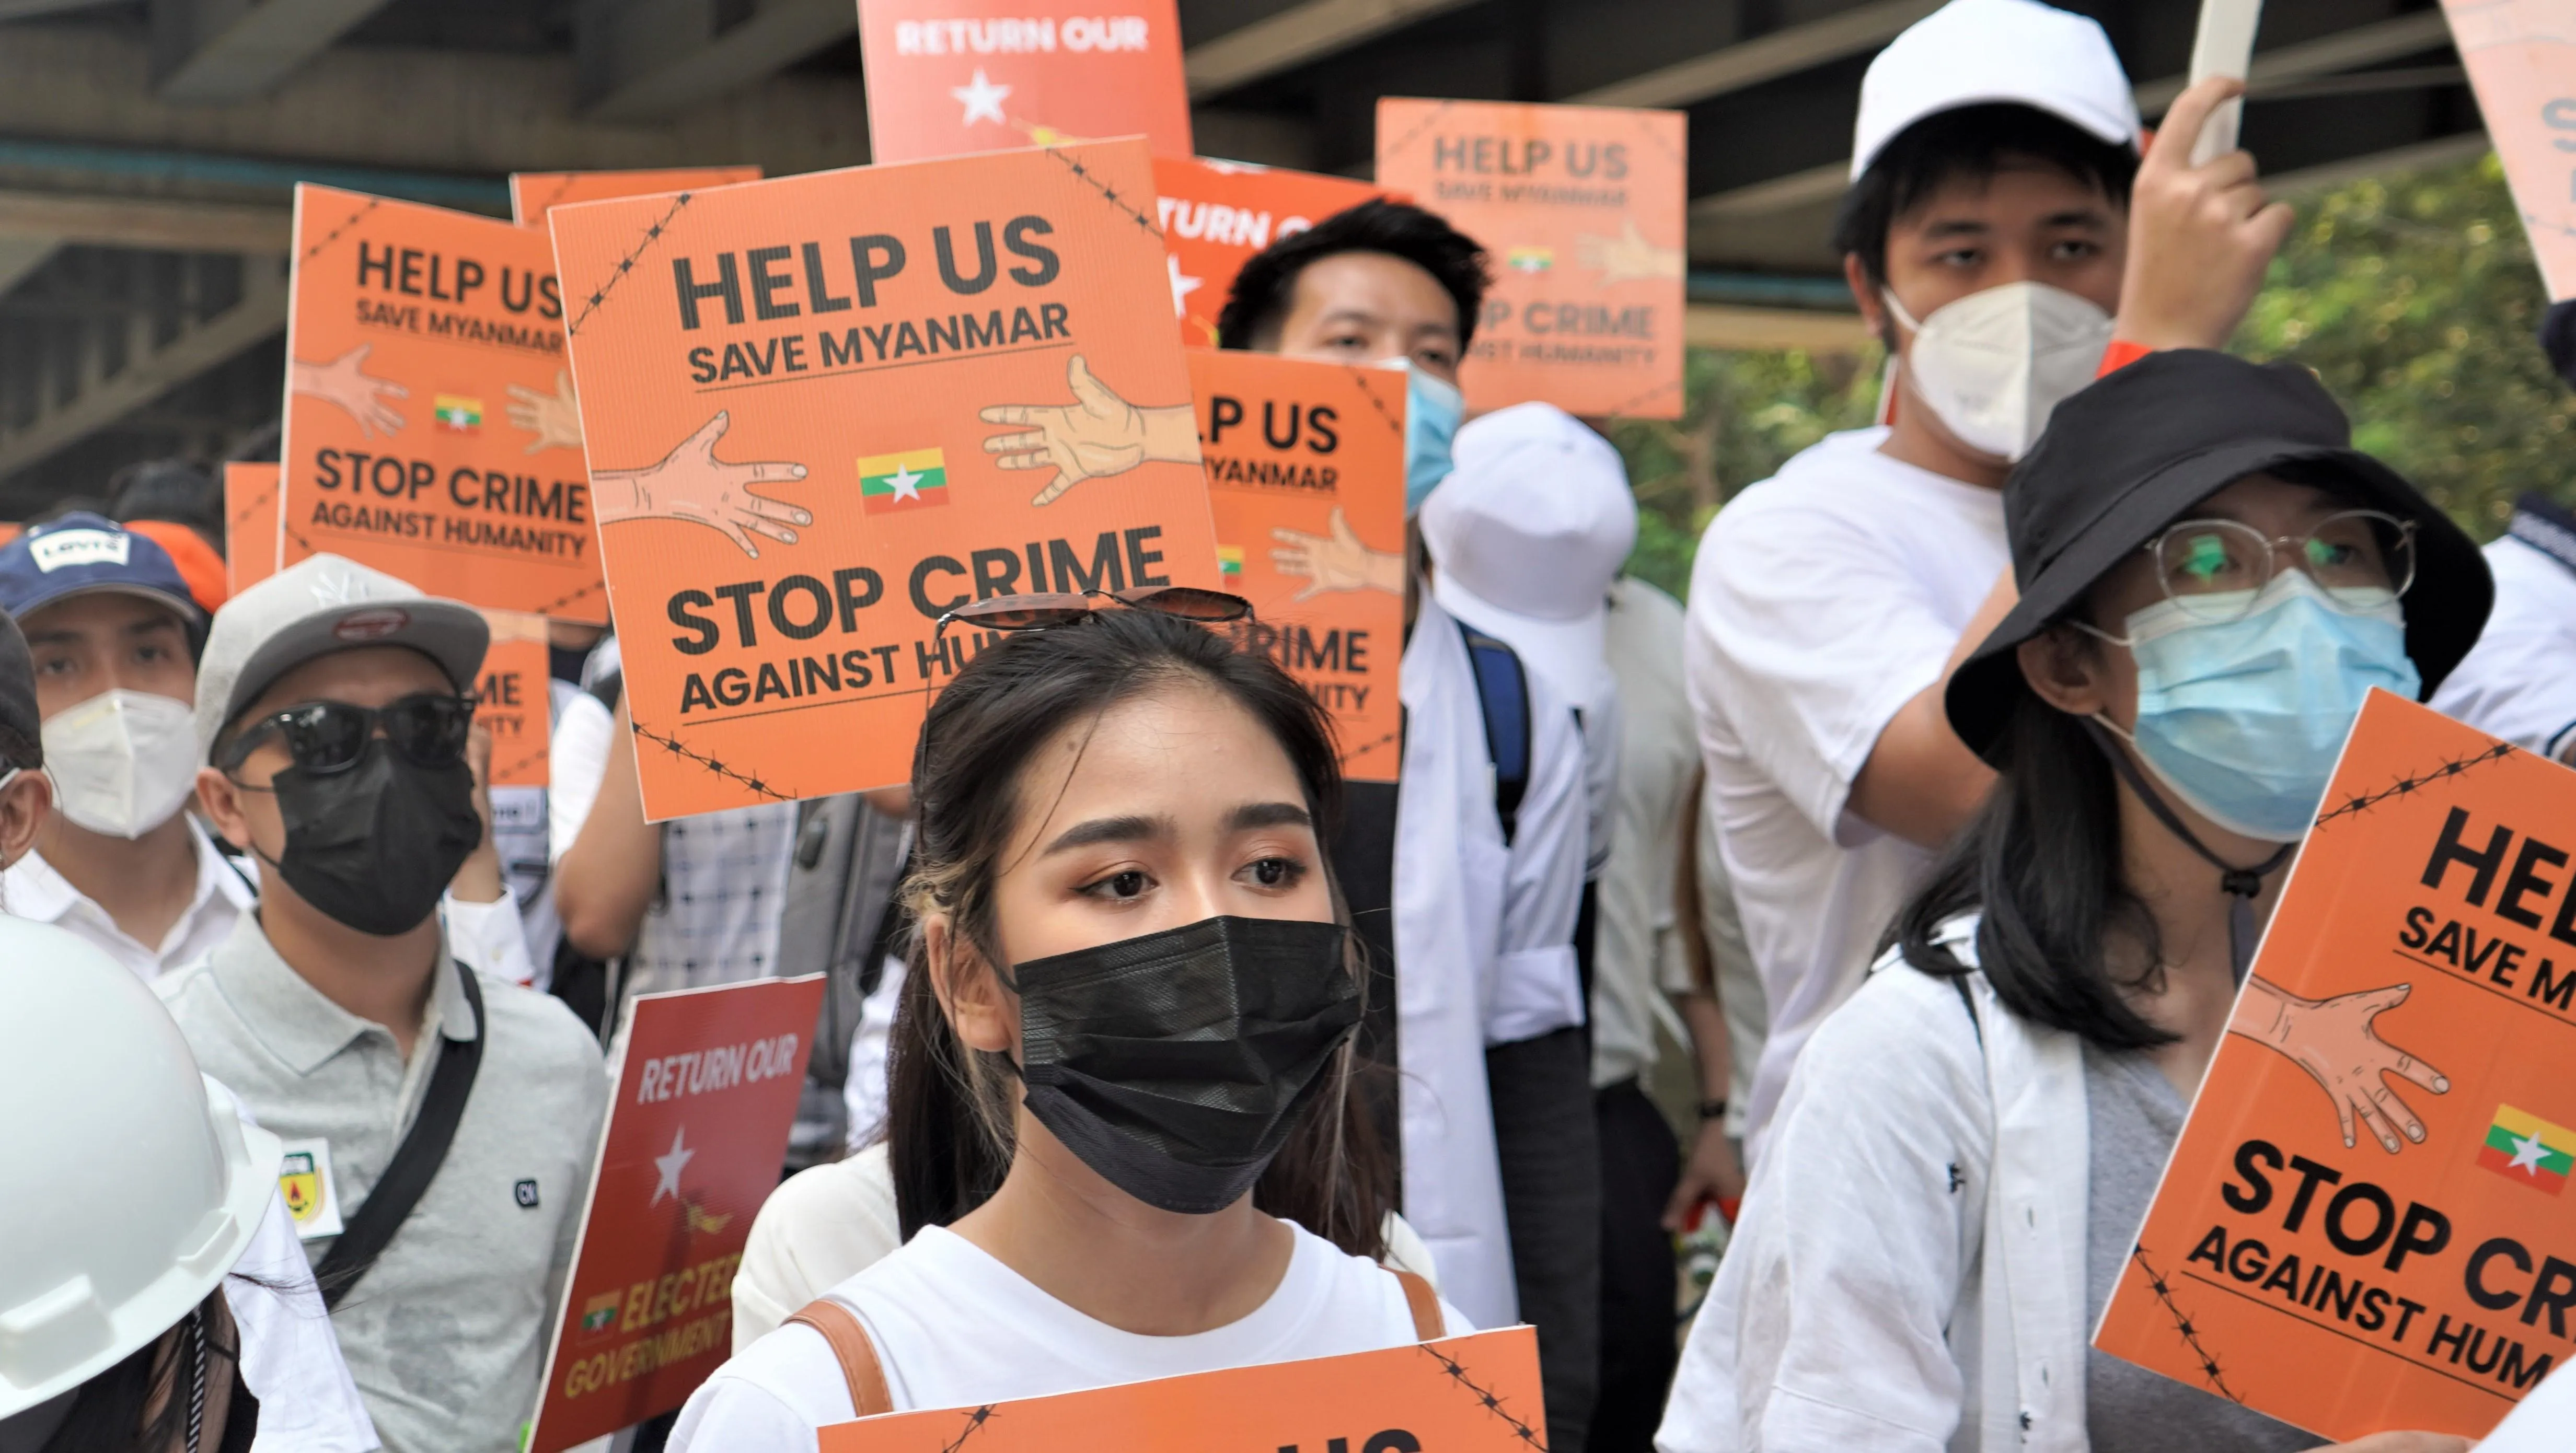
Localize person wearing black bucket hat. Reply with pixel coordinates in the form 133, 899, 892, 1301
1658, 352, 2488, 1453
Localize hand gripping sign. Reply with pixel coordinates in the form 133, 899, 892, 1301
2439, 1, 2576, 300
511, 168, 764, 229
1153, 157, 1391, 347
1377, 99, 1687, 419
1189, 351, 1404, 782
815, 1324, 1544, 1452
280, 185, 608, 621
548, 140, 1223, 819
2096, 692, 2576, 1442
856, 0, 1191, 165
526, 975, 826, 1452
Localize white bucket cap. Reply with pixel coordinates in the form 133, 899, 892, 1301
1851, 0, 2140, 181
0, 920, 280, 1415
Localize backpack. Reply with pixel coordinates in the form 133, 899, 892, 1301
1458, 620, 1533, 845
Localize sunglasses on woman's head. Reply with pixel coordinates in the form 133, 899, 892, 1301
217, 692, 479, 775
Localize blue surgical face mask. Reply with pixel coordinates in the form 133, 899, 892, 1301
1392, 362, 1463, 515
2093, 571, 2420, 841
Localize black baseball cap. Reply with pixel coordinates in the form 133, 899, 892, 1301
1945, 350, 2492, 764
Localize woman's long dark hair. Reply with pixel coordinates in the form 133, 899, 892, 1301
1889, 674, 2174, 1050
884, 608, 1395, 1257
36, 1288, 250, 1453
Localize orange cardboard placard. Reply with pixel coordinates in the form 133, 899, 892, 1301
2096, 692, 2576, 1440
549, 139, 1222, 818
526, 975, 825, 1452
1188, 351, 1403, 782
2439, 2, 2576, 300
511, 168, 764, 229
855, 0, 1191, 165
224, 462, 282, 595
479, 608, 551, 788
280, 184, 606, 621
817, 1326, 1543, 1451
1153, 157, 1390, 347
1376, 99, 1687, 419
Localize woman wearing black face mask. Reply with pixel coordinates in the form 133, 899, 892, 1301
673, 602, 1451, 1445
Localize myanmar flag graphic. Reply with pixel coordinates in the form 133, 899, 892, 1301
2477, 1104, 2573, 1194
433, 394, 482, 433
1217, 544, 1244, 581
857, 448, 948, 515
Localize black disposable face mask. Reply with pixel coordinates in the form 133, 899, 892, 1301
259, 738, 482, 936
1001, 915, 1359, 1215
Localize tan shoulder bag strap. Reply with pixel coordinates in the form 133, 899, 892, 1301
1388, 1269, 1446, 1341
785, 1298, 893, 1416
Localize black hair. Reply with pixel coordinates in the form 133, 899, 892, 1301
107, 459, 221, 535
1832, 103, 2140, 293
38, 1289, 251, 1453
885, 607, 1394, 1257
1215, 198, 1489, 352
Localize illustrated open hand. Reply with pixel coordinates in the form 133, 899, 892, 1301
592, 411, 811, 560
506, 370, 584, 454
980, 355, 1200, 506
293, 344, 408, 438
2236, 977, 2450, 1154
1576, 219, 1685, 286
1269, 507, 1404, 599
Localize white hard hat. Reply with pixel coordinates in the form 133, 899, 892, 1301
1851, 0, 2140, 181
0, 920, 281, 1415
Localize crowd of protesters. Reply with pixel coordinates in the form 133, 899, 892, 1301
11, 1, 2576, 1450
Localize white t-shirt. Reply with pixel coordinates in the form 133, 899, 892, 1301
2430, 530, 2576, 757
674, 1220, 1469, 1451
1682, 427, 2008, 1157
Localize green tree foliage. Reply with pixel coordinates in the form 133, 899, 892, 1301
1614, 151, 2569, 601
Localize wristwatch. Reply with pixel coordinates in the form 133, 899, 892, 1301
1695, 1097, 1728, 1123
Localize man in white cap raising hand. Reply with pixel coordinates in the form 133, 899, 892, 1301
1684, 0, 2291, 1160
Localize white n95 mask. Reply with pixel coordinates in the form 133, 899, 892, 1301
1885, 281, 2113, 462
42, 689, 201, 839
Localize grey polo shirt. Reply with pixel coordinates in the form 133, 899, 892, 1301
158, 913, 608, 1453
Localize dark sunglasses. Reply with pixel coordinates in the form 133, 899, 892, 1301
218, 692, 479, 775
933, 585, 1251, 637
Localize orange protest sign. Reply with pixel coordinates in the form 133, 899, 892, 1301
818, 1326, 1543, 1451
526, 975, 824, 1452
549, 139, 1222, 818
511, 168, 763, 229
2439, 2, 2576, 300
1189, 351, 1403, 781
224, 462, 282, 595
2096, 692, 2576, 1441
855, 1, 1191, 165
1377, 99, 1687, 419
478, 609, 551, 788
280, 184, 606, 621
1154, 157, 1390, 347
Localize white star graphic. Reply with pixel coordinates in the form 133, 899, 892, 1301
885, 462, 924, 502
952, 68, 1011, 128
2509, 1130, 2555, 1173
651, 1126, 695, 1205
1166, 254, 1202, 319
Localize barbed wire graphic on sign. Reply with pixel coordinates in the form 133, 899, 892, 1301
1349, 368, 1403, 440
1041, 147, 1160, 238
937, 1405, 995, 1453
533, 578, 607, 618
2311, 741, 2517, 830
1380, 100, 1454, 167
302, 197, 382, 264
568, 193, 695, 337
1342, 728, 1399, 764
1418, 1344, 1546, 1449
2131, 1245, 2243, 1404
628, 716, 792, 803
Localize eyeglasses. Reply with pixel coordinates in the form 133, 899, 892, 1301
927, 585, 1251, 676
218, 693, 479, 775
2144, 510, 2417, 623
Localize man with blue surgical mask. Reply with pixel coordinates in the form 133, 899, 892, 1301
1684, 0, 2297, 1161
1219, 200, 1599, 1451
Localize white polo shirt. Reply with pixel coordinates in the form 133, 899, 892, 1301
2, 816, 254, 980
2430, 518, 2576, 758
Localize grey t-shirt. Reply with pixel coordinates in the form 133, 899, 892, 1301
2084, 1043, 2322, 1452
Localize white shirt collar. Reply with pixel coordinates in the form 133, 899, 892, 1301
4, 816, 255, 958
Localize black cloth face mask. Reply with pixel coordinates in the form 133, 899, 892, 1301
261, 739, 483, 936
1000, 914, 1359, 1215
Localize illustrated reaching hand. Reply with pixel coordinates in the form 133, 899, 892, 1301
2246, 979, 2450, 1154
1576, 219, 1685, 286
295, 344, 408, 438
980, 355, 1187, 506
1270, 507, 1402, 600
505, 370, 584, 454
593, 411, 811, 560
